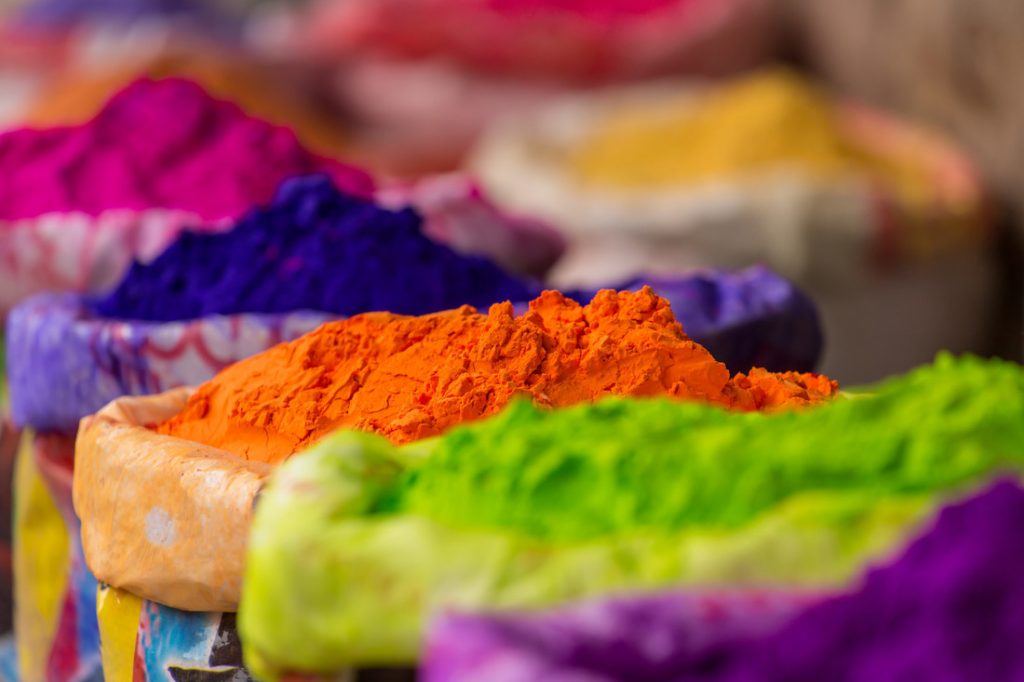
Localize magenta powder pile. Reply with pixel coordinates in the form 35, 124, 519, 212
0, 78, 374, 222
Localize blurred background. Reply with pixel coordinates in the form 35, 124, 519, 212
0, 0, 1020, 661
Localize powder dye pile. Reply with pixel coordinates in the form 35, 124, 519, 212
392, 354, 1024, 543
89, 175, 534, 321
569, 68, 933, 202
0, 77, 372, 222
672, 479, 1024, 681
157, 288, 838, 462
237, 354, 1022, 674
423, 479, 1024, 682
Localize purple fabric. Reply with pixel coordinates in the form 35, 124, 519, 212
600, 268, 823, 373
424, 480, 1024, 682
5, 293, 333, 433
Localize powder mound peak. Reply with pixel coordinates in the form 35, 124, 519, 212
0, 77, 373, 222
157, 289, 837, 463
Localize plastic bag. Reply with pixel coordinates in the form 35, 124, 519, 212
75, 389, 266, 613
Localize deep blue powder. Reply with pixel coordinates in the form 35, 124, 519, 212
90, 175, 538, 321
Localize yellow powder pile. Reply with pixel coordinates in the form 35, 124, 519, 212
569, 68, 933, 203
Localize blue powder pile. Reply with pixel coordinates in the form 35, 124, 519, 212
90, 175, 537, 321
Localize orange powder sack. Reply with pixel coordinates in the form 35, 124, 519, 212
157, 289, 838, 463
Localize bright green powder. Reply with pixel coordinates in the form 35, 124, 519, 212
241, 354, 1024, 675
393, 353, 1024, 542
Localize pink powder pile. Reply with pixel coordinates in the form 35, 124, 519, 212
0, 78, 374, 222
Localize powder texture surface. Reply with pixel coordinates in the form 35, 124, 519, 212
89, 175, 534, 321
0, 78, 373, 222
570, 69, 932, 202
675, 479, 1024, 681
422, 480, 1024, 682
157, 288, 837, 462
393, 354, 1024, 542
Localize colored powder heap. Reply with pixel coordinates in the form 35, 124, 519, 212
423, 480, 1024, 682
157, 288, 837, 462
24, 53, 350, 159
0, 78, 372, 222
570, 69, 931, 201
89, 175, 535, 321
679, 479, 1024, 681
390, 354, 1024, 541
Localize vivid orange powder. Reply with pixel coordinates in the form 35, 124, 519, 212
157, 289, 838, 463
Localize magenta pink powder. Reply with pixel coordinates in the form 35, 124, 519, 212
0, 78, 374, 222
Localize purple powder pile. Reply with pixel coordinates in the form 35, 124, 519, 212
0, 78, 373, 222
691, 479, 1024, 682
89, 175, 536, 321
425, 479, 1024, 682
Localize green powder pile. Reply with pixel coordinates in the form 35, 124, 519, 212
240, 354, 1024, 674
393, 353, 1024, 542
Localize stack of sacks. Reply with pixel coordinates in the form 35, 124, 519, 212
472, 68, 997, 383
2, 175, 535, 682
234, 354, 1023, 677
425, 478, 1024, 681
10, 175, 826, 680
272, 0, 776, 173
75, 288, 837, 679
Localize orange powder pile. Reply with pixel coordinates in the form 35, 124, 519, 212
157, 289, 838, 464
